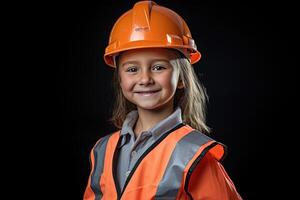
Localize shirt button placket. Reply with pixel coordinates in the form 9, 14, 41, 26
131, 150, 137, 158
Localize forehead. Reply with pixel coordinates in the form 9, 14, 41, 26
118, 48, 178, 64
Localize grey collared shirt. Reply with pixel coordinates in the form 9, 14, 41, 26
116, 107, 183, 191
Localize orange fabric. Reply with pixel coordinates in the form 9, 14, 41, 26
101, 133, 119, 200
187, 153, 242, 200
83, 146, 96, 200
83, 125, 242, 199
209, 142, 226, 161
104, 1, 201, 68
176, 140, 216, 199
122, 125, 194, 199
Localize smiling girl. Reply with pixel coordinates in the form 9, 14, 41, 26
83, 1, 242, 199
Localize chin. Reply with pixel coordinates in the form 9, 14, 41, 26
137, 104, 159, 110
136, 102, 171, 111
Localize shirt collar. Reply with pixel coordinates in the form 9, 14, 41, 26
120, 107, 182, 139
150, 107, 182, 138
120, 110, 138, 138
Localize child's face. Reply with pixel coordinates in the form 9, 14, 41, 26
118, 48, 181, 111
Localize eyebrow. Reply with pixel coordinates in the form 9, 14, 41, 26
121, 61, 139, 68
121, 59, 171, 67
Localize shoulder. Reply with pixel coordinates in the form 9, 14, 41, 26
192, 127, 228, 159
92, 130, 120, 151
183, 125, 217, 144
185, 127, 219, 144
88, 130, 120, 165
183, 126, 227, 161
188, 153, 242, 199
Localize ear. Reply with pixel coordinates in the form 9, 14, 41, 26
177, 80, 184, 89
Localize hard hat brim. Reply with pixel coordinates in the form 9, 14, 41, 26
104, 41, 201, 68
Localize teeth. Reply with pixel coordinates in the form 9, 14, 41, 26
136, 91, 158, 95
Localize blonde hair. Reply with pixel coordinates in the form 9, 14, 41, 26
109, 50, 210, 134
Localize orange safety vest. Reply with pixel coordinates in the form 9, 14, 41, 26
84, 124, 234, 200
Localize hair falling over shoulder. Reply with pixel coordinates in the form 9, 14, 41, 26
170, 56, 210, 134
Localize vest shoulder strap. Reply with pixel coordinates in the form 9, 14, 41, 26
86, 131, 120, 200
153, 127, 227, 199
181, 129, 227, 199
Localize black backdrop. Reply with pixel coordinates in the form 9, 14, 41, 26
17, 0, 297, 199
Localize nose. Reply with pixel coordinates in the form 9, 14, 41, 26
138, 70, 154, 85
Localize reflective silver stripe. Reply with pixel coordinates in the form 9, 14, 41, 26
91, 134, 112, 200
155, 130, 212, 199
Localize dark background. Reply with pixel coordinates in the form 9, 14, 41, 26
16, 0, 297, 199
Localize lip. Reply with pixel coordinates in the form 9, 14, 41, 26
134, 89, 160, 96
134, 90, 160, 93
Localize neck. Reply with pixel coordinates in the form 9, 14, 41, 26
134, 104, 174, 138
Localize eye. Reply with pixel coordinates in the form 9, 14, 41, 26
152, 65, 166, 71
125, 66, 138, 73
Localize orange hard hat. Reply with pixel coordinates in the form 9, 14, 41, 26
104, 1, 201, 68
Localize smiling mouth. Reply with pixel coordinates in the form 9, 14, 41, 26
134, 90, 160, 96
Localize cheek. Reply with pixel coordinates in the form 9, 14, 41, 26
171, 69, 181, 86
159, 72, 179, 91
170, 69, 181, 90
119, 74, 134, 92
171, 73, 180, 88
